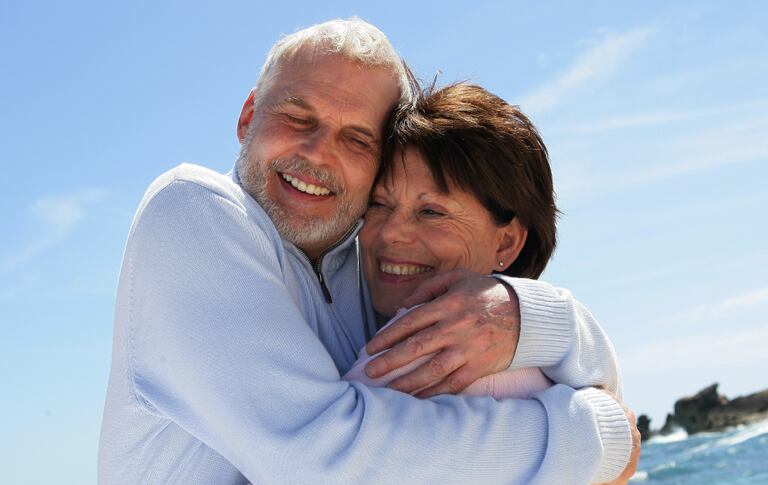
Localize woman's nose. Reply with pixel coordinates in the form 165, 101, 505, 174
379, 210, 415, 245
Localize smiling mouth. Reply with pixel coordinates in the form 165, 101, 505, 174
379, 261, 433, 276
280, 173, 332, 196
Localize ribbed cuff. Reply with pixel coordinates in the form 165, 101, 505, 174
579, 387, 633, 483
492, 276, 572, 369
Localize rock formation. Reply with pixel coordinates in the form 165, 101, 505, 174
658, 413, 678, 436
643, 383, 768, 439
674, 383, 768, 433
636, 414, 651, 441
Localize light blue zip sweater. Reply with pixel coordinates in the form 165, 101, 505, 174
98, 163, 631, 484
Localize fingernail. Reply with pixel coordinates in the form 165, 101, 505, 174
365, 362, 381, 378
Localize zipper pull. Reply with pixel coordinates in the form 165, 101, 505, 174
317, 271, 333, 303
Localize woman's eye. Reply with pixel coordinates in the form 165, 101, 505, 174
420, 209, 445, 217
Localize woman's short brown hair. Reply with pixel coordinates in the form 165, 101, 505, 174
379, 82, 558, 279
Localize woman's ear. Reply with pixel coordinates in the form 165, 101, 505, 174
495, 218, 528, 272
237, 90, 256, 143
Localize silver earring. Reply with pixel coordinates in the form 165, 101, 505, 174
498, 261, 504, 267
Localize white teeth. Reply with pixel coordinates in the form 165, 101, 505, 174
281, 173, 331, 196
379, 262, 432, 276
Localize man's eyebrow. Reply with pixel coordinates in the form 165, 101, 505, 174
275, 96, 312, 111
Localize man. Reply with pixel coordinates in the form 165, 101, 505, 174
99, 18, 635, 484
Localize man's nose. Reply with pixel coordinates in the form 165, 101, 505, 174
297, 125, 339, 168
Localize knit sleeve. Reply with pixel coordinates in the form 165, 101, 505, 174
493, 276, 623, 400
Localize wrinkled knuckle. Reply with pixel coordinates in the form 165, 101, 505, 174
444, 295, 464, 312
376, 353, 393, 369
451, 309, 470, 328
405, 336, 424, 354
446, 375, 466, 394
373, 334, 391, 349
428, 358, 446, 378
457, 292, 473, 307
421, 329, 435, 343
466, 306, 482, 322
474, 338, 493, 354
399, 316, 414, 328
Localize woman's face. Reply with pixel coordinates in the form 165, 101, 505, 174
360, 148, 525, 317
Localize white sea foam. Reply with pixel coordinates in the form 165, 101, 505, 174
629, 470, 648, 481
649, 428, 688, 443
715, 419, 768, 447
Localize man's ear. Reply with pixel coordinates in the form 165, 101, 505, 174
237, 90, 256, 143
495, 218, 528, 272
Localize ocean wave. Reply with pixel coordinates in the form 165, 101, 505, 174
637, 418, 768, 483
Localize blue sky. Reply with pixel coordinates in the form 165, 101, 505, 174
1, 1, 766, 483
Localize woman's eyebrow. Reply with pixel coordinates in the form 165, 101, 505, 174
418, 192, 462, 209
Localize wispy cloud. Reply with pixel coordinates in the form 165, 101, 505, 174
622, 324, 768, 373
570, 97, 768, 135
665, 287, 768, 325
626, 115, 768, 184
520, 26, 654, 114
1, 189, 108, 272
572, 110, 701, 134
0, 273, 38, 302
30, 189, 106, 232
556, 113, 768, 199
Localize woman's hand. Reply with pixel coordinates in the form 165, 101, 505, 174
364, 269, 521, 397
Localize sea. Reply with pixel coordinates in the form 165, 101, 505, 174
632, 419, 768, 484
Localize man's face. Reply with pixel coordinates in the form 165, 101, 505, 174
238, 54, 400, 258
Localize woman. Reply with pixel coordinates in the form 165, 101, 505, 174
343, 82, 560, 399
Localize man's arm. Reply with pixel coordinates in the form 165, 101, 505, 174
364, 271, 621, 399
498, 276, 622, 398
117, 177, 630, 483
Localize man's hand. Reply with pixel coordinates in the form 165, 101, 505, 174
364, 269, 521, 397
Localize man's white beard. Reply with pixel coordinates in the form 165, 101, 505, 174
237, 147, 366, 252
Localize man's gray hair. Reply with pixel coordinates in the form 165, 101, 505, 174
251, 17, 414, 108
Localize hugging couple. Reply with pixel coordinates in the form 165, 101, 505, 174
99, 17, 640, 484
